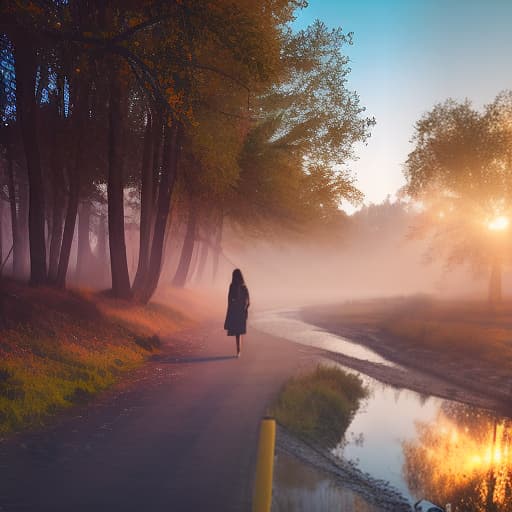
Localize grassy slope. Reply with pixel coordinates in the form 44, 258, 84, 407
0, 280, 193, 436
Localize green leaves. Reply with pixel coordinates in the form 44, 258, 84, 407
227, 19, 372, 234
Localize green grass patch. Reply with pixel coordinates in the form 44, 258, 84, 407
0, 280, 190, 436
270, 365, 368, 448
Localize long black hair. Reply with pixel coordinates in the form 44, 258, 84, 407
231, 268, 245, 286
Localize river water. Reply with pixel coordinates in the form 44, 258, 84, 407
253, 309, 512, 512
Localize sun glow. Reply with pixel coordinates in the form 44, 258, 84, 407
404, 415, 512, 509
488, 215, 509, 231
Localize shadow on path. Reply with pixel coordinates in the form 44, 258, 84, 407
0, 326, 314, 512
152, 355, 236, 364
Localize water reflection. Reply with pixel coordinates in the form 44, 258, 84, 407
272, 452, 380, 512
253, 309, 393, 366
259, 310, 512, 510
333, 369, 442, 500
403, 402, 512, 511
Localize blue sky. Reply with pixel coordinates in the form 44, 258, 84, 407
293, 0, 512, 210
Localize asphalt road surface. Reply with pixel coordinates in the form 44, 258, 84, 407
0, 322, 316, 512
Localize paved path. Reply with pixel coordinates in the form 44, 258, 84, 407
0, 322, 316, 512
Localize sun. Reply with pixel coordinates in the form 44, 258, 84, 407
488, 215, 509, 231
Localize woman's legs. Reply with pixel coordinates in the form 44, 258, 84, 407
236, 335, 241, 356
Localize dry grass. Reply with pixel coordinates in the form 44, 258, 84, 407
303, 297, 512, 369
154, 286, 225, 321
0, 280, 191, 436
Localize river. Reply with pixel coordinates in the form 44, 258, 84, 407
253, 309, 512, 512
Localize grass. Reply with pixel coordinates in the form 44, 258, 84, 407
302, 297, 512, 370
270, 365, 368, 448
0, 280, 191, 436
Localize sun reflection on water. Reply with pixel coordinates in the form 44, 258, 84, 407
403, 403, 512, 511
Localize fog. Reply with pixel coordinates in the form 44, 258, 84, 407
2, 195, 507, 310
190, 201, 507, 311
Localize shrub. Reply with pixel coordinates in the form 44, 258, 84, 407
270, 365, 367, 448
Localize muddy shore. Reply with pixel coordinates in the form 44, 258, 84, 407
275, 426, 411, 512
299, 309, 512, 416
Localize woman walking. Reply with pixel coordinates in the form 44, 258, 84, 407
224, 269, 250, 357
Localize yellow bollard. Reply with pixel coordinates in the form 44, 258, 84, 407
252, 416, 276, 512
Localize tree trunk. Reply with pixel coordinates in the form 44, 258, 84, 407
48, 165, 65, 283
55, 82, 86, 289
56, 170, 80, 288
132, 113, 154, 293
0, 194, 3, 265
14, 36, 47, 285
96, 212, 109, 287
187, 242, 199, 283
107, 68, 132, 299
137, 120, 181, 303
6, 132, 19, 277
16, 180, 30, 278
489, 259, 502, 304
212, 212, 224, 282
149, 116, 164, 248
172, 202, 198, 288
151, 117, 164, 206
195, 239, 209, 284
47, 86, 65, 283
76, 201, 93, 282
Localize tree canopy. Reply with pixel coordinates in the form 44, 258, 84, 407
404, 94, 512, 301
1, 0, 372, 300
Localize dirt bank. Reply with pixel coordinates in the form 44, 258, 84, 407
301, 300, 512, 416
276, 426, 411, 512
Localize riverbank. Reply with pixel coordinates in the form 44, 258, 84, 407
275, 425, 411, 512
0, 280, 199, 436
270, 366, 411, 512
301, 297, 512, 413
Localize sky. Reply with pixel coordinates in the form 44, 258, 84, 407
293, 0, 512, 211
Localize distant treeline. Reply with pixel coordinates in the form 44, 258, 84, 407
0, 1, 373, 302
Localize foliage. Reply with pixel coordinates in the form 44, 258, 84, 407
229, 20, 373, 235
0, 0, 372, 297
0, 280, 190, 435
405, 97, 512, 259
270, 364, 367, 448
404, 95, 512, 298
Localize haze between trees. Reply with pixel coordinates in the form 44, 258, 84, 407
1, 1, 373, 301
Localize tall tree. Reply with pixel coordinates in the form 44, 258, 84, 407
172, 196, 198, 287
137, 119, 182, 303
12, 33, 47, 285
107, 63, 132, 298
55, 77, 88, 289
405, 98, 512, 302
1, 0, 376, 303
132, 111, 156, 294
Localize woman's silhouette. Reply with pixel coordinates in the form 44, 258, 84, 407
224, 269, 250, 357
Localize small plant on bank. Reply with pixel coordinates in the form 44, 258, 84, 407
270, 365, 368, 448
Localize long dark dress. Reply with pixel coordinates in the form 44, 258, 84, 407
224, 283, 250, 336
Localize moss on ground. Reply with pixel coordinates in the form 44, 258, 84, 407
270, 365, 367, 448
